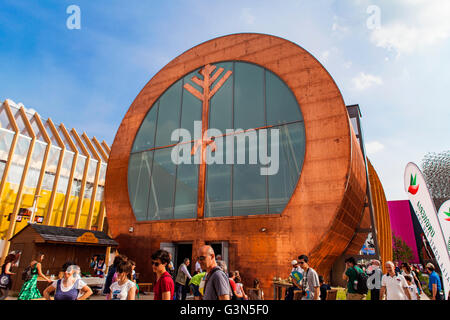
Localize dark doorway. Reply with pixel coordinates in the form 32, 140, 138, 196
206, 241, 229, 270
175, 243, 193, 272
210, 243, 222, 258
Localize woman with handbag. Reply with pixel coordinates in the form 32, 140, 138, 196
0, 252, 20, 300
18, 252, 52, 300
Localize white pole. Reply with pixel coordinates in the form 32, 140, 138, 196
29, 195, 41, 224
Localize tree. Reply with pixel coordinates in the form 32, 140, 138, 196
392, 234, 414, 263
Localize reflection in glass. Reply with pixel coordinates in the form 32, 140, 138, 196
155, 82, 182, 147
0, 128, 14, 162
74, 155, 86, 180
205, 163, 232, 218
132, 102, 158, 153
234, 62, 264, 130
268, 123, 305, 213
232, 131, 267, 216
266, 71, 302, 126
209, 62, 233, 133
87, 159, 98, 183
147, 148, 176, 220
128, 152, 153, 221
174, 143, 198, 220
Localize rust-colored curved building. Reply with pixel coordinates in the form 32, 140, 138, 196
105, 33, 388, 298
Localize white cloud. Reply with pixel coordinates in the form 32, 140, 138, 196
241, 8, 256, 25
370, 0, 450, 55
351, 72, 383, 90
332, 22, 349, 33
320, 50, 330, 63
366, 141, 385, 155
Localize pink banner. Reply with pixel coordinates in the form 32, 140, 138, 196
388, 200, 420, 263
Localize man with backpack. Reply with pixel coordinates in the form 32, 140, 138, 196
342, 257, 368, 300
197, 245, 231, 300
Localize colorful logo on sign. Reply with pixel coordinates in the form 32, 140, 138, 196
408, 174, 419, 195
445, 209, 450, 222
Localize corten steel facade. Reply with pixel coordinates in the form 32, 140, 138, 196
0, 99, 110, 262
106, 33, 378, 298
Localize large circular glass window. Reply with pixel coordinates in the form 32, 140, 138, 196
128, 61, 306, 221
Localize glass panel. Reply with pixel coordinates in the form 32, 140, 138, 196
84, 182, 93, 199
96, 185, 104, 201
60, 151, 74, 178
57, 176, 69, 194
74, 155, 86, 180
266, 70, 302, 125
205, 163, 232, 218
173, 143, 198, 220
128, 152, 153, 221
6, 163, 24, 185
234, 62, 265, 130
57, 127, 74, 152
71, 179, 82, 196
147, 148, 176, 220
350, 117, 359, 136
132, 102, 158, 153
0, 106, 11, 129
155, 81, 182, 147
12, 109, 29, 136
46, 146, 62, 173
99, 163, 107, 185
44, 122, 60, 146
232, 131, 267, 216
81, 138, 95, 158
0, 161, 5, 181
11, 135, 31, 166
209, 62, 233, 134
268, 122, 306, 213
30, 141, 46, 169
29, 118, 45, 142
0, 128, 14, 161
42, 172, 55, 191
24, 167, 40, 190
87, 159, 98, 183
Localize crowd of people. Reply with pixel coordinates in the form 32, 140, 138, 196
283, 254, 445, 301
0, 247, 446, 301
153, 246, 252, 301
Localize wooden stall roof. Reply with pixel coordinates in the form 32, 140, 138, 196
9, 224, 118, 247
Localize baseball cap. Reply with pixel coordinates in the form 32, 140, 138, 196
291, 260, 298, 265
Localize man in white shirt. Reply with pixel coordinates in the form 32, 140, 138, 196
195, 257, 202, 274
380, 261, 411, 300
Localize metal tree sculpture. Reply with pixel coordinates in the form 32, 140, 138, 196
183, 64, 232, 218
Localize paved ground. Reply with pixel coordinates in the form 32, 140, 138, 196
4, 292, 196, 300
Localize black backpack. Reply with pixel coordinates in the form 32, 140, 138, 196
353, 267, 369, 294
22, 263, 36, 282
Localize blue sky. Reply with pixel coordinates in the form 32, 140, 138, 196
0, 0, 449, 200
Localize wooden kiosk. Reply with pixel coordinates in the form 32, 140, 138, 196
7, 223, 117, 294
